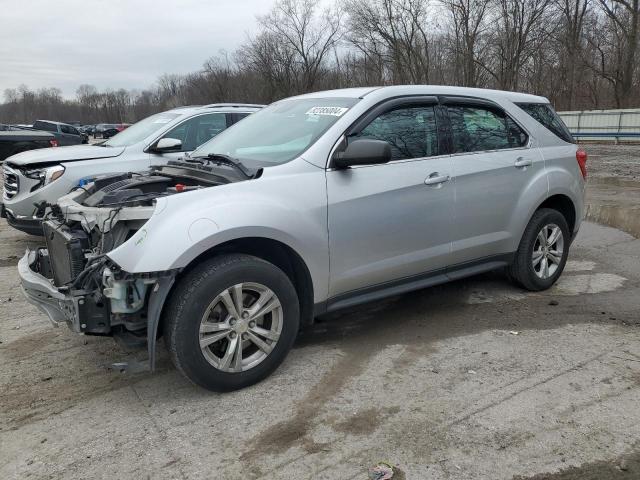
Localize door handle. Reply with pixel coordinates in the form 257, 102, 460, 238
514, 157, 532, 168
424, 173, 450, 186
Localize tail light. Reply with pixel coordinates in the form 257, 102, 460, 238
576, 148, 587, 179
49, 139, 59, 147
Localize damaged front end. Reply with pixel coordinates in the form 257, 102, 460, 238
19, 160, 255, 368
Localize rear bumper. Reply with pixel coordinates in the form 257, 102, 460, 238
18, 249, 79, 329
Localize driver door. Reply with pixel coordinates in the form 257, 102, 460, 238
326, 98, 454, 300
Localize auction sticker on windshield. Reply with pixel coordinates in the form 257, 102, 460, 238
305, 106, 349, 117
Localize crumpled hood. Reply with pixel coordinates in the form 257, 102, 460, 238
6, 144, 125, 166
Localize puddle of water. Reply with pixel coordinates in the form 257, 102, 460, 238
586, 204, 640, 239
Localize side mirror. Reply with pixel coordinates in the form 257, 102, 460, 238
152, 137, 182, 153
332, 139, 392, 169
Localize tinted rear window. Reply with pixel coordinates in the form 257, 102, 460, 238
33, 121, 58, 132
516, 103, 574, 143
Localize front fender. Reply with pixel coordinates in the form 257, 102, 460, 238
107, 165, 329, 302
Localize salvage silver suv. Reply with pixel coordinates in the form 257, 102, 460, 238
18, 86, 586, 391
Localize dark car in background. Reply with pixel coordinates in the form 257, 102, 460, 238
0, 129, 58, 162
31, 120, 87, 146
102, 123, 130, 139
80, 125, 96, 135
94, 123, 117, 138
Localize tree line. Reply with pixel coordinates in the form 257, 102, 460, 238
1, 0, 638, 125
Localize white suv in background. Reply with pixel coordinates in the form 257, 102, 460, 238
1, 104, 262, 234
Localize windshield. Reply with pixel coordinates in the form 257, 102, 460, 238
104, 112, 181, 147
192, 97, 359, 166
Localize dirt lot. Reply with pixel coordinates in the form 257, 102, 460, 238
1, 145, 640, 479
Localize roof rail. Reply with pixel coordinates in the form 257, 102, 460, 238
200, 103, 265, 109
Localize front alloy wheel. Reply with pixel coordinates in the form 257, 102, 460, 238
164, 254, 300, 392
199, 282, 283, 373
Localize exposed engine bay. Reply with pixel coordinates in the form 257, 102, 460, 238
22, 159, 258, 353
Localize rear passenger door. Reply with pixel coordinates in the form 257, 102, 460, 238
326, 98, 454, 297
443, 98, 543, 267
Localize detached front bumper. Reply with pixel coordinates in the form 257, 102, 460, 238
4, 207, 44, 236
18, 249, 83, 331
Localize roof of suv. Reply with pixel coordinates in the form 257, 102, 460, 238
167, 103, 265, 116
34, 120, 75, 126
289, 86, 548, 104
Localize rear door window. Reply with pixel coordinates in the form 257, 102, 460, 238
354, 106, 439, 160
447, 106, 528, 153
516, 103, 574, 143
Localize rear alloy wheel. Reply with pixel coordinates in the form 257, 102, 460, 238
165, 254, 299, 392
531, 223, 564, 280
509, 208, 570, 291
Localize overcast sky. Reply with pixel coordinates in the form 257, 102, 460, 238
0, 0, 277, 99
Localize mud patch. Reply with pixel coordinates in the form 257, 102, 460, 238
242, 300, 435, 461
239, 348, 373, 460
2, 330, 57, 358
0, 329, 167, 431
331, 406, 400, 436
513, 447, 640, 479
0, 256, 19, 267
466, 284, 526, 305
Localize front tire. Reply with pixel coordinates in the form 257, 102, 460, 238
164, 254, 300, 392
509, 208, 570, 291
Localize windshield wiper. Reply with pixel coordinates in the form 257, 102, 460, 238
199, 153, 256, 179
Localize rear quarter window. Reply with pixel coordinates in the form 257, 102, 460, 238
516, 103, 574, 143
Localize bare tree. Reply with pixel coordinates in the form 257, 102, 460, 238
554, 0, 591, 109
443, 0, 492, 87
588, 0, 640, 107
481, 0, 552, 90
256, 0, 343, 92
3, 0, 640, 122
345, 0, 433, 84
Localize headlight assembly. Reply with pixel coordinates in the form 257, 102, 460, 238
24, 165, 65, 192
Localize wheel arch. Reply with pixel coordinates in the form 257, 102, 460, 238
536, 194, 577, 234
163, 236, 315, 332
514, 190, 580, 252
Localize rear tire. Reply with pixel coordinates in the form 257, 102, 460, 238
164, 254, 300, 392
508, 208, 570, 291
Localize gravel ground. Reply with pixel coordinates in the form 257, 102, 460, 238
581, 143, 640, 180
1, 145, 639, 479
